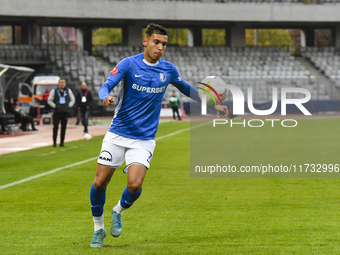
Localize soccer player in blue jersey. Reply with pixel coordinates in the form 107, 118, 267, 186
90, 23, 228, 247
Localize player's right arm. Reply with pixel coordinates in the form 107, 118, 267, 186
98, 58, 130, 107
170, 64, 228, 117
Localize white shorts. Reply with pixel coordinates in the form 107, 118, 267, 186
97, 132, 156, 173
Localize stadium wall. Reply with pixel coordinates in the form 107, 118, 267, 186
2, 0, 340, 48
1, 0, 340, 23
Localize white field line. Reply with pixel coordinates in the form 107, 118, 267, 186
155, 122, 207, 141
0, 124, 206, 190
0, 157, 97, 190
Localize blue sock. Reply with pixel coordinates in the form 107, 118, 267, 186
90, 184, 106, 217
120, 187, 142, 209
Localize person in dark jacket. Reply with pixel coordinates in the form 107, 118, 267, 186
47, 78, 75, 147
76, 82, 93, 134
9, 98, 38, 131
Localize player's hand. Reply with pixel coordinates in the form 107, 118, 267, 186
103, 96, 115, 107
213, 105, 228, 118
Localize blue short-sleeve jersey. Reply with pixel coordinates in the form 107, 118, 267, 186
99, 53, 200, 140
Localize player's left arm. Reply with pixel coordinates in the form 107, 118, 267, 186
170, 66, 228, 118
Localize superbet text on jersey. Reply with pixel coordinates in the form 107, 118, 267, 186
99, 53, 200, 140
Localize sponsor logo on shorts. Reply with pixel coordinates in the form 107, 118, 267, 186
99, 150, 112, 162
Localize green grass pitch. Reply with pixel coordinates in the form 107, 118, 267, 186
0, 119, 339, 254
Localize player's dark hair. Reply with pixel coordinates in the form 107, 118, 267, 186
145, 23, 167, 37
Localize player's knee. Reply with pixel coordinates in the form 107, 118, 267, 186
93, 179, 107, 190
127, 182, 142, 193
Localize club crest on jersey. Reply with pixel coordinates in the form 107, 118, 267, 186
110, 66, 118, 75
159, 73, 166, 82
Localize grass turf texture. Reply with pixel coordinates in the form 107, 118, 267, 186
0, 119, 339, 254
190, 117, 340, 178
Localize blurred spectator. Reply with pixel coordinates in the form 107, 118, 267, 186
169, 91, 181, 121
76, 82, 93, 134
42, 87, 51, 113
0, 109, 9, 134
43, 87, 50, 102
9, 98, 38, 131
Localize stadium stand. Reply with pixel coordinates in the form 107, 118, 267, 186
46, 45, 120, 104
0, 44, 333, 107
1, 0, 340, 118
95, 45, 323, 103
301, 46, 340, 93
302, 46, 339, 79
0, 45, 47, 64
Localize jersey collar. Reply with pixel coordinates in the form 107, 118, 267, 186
143, 58, 159, 66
